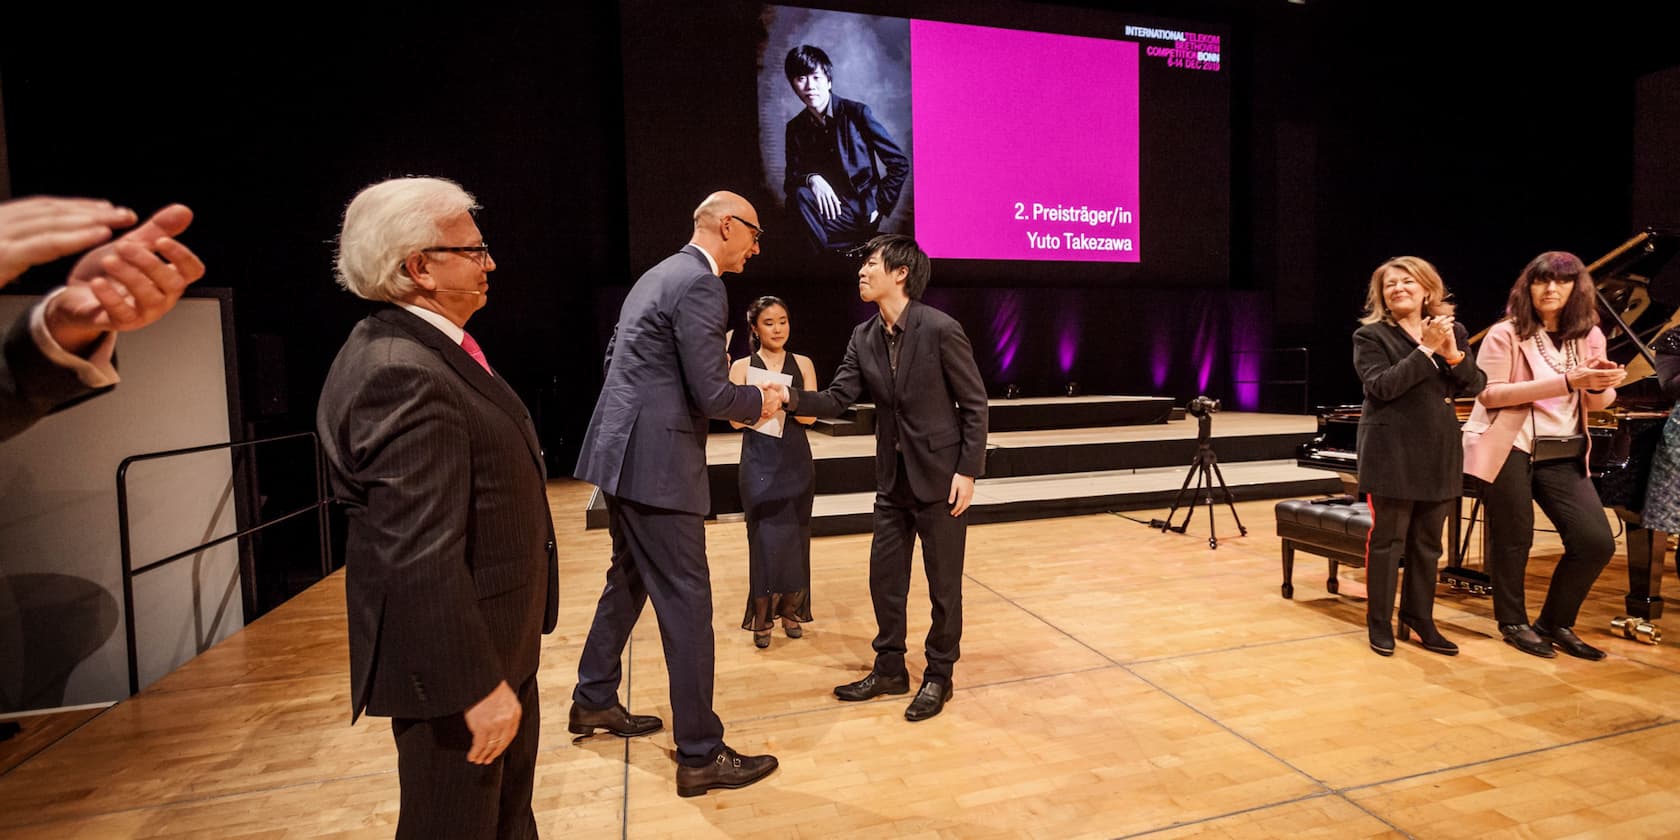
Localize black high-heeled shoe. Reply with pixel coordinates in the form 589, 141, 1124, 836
1398, 618, 1459, 656
1367, 617, 1395, 657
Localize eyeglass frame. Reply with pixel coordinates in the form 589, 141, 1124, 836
421, 244, 493, 267
726, 215, 763, 243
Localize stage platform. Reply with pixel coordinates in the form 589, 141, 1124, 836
811, 394, 1175, 436
588, 409, 1340, 532
6, 480, 1678, 838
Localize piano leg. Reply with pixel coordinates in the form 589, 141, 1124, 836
1613, 517, 1670, 644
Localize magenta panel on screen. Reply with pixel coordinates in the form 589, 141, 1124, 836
910, 20, 1141, 262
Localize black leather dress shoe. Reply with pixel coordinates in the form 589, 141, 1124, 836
833, 671, 910, 701
1534, 622, 1607, 661
567, 702, 664, 737
676, 746, 778, 797
904, 681, 952, 722
1499, 623, 1557, 659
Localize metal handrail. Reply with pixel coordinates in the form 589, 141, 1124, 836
116, 431, 332, 696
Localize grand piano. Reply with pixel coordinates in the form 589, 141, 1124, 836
1298, 229, 1679, 643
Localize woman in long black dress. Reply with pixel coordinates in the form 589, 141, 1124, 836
729, 296, 820, 648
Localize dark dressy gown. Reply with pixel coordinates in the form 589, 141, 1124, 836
1645, 328, 1680, 533
739, 352, 816, 631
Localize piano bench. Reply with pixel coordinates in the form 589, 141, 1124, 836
1275, 497, 1371, 599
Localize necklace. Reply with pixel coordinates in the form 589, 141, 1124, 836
1535, 331, 1578, 374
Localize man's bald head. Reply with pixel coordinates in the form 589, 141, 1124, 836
689, 191, 761, 275
693, 191, 754, 231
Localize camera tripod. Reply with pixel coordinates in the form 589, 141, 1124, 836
1160, 412, 1247, 548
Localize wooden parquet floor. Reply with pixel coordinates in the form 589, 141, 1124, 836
2, 479, 1677, 839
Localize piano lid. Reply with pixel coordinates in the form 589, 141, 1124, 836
1587, 227, 1680, 296
1592, 228, 1680, 382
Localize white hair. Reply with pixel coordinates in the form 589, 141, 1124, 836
334, 177, 479, 302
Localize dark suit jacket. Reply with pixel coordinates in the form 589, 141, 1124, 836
574, 245, 766, 515
1, 306, 110, 442
1353, 320, 1485, 500
317, 306, 559, 722
792, 300, 988, 503
784, 96, 910, 224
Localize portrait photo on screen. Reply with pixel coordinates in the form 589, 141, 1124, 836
758, 7, 913, 257
623, 0, 1230, 287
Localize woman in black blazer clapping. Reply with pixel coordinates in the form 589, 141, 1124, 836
1353, 257, 1486, 656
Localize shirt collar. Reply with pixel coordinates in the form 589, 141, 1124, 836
400, 303, 466, 345
880, 301, 913, 335
688, 243, 719, 277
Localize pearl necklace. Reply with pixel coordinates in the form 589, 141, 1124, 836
1535, 331, 1578, 374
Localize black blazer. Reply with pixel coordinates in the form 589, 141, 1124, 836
1353, 320, 1485, 500
793, 300, 988, 503
784, 96, 910, 223
0, 307, 110, 442
317, 307, 559, 721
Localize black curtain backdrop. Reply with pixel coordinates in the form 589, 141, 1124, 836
2, 8, 626, 471
4, 1, 1676, 518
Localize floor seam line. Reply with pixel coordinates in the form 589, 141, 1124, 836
1336, 718, 1680, 795
1109, 791, 1338, 839
0, 768, 399, 830
0, 704, 118, 781
966, 572, 1334, 794
622, 634, 633, 840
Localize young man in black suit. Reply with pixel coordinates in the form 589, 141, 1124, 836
787, 234, 988, 721
782, 45, 910, 255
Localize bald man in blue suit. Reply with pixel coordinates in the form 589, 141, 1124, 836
573, 191, 785, 797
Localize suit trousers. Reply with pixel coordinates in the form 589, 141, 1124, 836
1364, 495, 1454, 631
390, 672, 540, 840
573, 494, 724, 767
1479, 448, 1615, 627
869, 454, 967, 685
791, 185, 876, 254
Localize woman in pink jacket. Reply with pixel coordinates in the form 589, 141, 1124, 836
1462, 252, 1627, 660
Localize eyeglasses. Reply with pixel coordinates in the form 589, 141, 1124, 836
727, 216, 763, 244
1530, 277, 1576, 287
422, 244, 492, 267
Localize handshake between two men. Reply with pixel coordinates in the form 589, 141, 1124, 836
755, 381, 791, 420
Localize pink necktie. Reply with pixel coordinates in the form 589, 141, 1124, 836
461, 332, 493, 376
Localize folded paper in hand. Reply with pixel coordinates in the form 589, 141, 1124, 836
745, 365, 794, 439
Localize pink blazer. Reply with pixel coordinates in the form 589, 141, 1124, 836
1461, 320, 1615, 483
